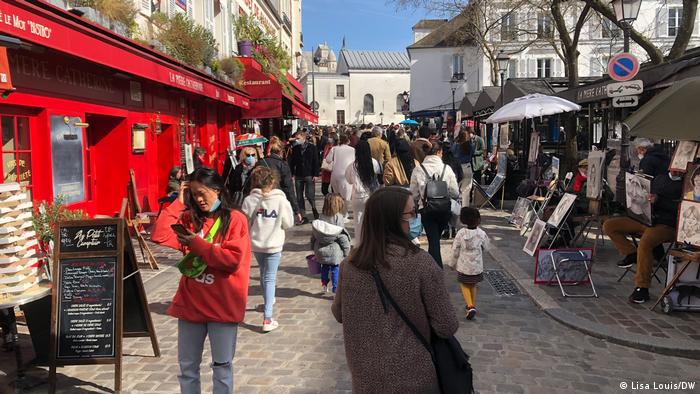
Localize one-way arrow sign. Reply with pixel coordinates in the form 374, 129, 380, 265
612, 95, 639, 108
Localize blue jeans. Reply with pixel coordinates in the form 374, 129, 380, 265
320, 264, 339, 292
254, 252, 282, 319
178, 320, 238, 394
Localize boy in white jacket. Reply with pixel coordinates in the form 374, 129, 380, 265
448, 207, 489, 320
242, 167, 294, 332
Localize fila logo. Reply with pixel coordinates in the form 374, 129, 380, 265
256, 209, 278, 218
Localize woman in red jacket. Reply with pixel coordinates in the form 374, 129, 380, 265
151, 167, 251, 394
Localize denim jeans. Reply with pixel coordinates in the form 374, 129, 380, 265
295, 176, 317, 216
320, 264, 339, 292
254, 252, 282, 319
422, 211, 450, 268
178, 320, 238, 394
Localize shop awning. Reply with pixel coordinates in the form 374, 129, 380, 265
459, 92, 481, 117
0, 0, 250, 109
472, 87, 501, 117
292, 101, 318, 123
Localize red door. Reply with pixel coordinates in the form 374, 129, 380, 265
157, 123, 177, 196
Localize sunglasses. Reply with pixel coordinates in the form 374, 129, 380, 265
245, 153, 255, 157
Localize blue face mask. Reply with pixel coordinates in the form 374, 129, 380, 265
294, 139, 302, 146
407, 215, 422, 239
209, 198, 221, 212
245, 156, 256, 166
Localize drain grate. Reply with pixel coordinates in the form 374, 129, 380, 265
483, 270, 520, 296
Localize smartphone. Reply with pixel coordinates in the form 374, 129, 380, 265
171, 224, 190, 236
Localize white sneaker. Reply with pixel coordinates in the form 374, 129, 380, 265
322, 285, 328, 293
262, 319, 279, 332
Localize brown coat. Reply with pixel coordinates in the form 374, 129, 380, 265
410, 138, 432, 163
332, 246, 459, 393
368, 137, 391, 165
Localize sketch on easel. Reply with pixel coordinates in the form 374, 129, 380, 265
509, 197, 530, 227
528, 132, 540, 163
497, 152, 507, 175
586, 151, 605, 199
683, 164, 700, 202
669, 141, 698, 172
677, 200, 700, 247
547, 193, 577, 228
551, 156, 560, 180
523, 219, 547, 256
625, 172, 653, 226
499, 123, 509, 148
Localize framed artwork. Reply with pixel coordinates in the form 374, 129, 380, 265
547, 193, 577, 228
677, 200, 700, 247
669, 141, 698, 172
499, 123, 509, 148
528, 132, 540, 163
184, 143, 194, 175
510, 197, 530, 227
551, 156, 560, 180
131, 126, 146, 154
586, 151, 605, 199
534, 249, 593, 284
492, 126, 499, 151
485, 174, 506, 198
523, 219, 547, 256
683, 164, 700, 202
497, 152, 507, 175
626, 172, 653, 226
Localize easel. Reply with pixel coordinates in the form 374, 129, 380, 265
124, 170, 159, 270
545, 200, 576, 249
571, 199, 607, 249
650, 249, 700, 311
473, 176, 506, 210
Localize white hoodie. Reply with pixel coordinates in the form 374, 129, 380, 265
448, 227, 490, 276
242, 188, 295, 254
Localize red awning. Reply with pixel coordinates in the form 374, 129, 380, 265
292, 101, 318, 123
0, 0, 250, 109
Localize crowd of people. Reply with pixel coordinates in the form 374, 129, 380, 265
151, 122, 488, 393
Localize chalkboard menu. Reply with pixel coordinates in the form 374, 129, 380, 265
59, 224, 118, 253
57, 257, 116, 359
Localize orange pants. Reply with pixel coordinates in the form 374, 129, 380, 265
459, 283, 477, 308
602, 216, 675, 288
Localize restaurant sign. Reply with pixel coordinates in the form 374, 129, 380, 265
576, 85, 608, 103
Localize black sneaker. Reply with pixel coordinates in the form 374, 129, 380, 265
312, 209, 320, 220
629, 287, 649, 304
441, 230, 450, 240
466, 307, 477, 320
617, 253, 637, 268
298, 218, 310, 225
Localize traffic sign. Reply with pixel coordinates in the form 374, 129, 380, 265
612, 95, 639, 108
608, 53, 640, 82
607, 80, 644, 97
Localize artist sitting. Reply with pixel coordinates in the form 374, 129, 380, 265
567, 159, 588, 214
602, 170, 683, 304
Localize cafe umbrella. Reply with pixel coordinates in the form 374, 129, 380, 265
485, 93, 581, 123
399, 119, 420, 126
235, 133, 268, 148
625, 77, 700, 140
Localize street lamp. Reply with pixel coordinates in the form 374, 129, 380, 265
611, 0, 642, 203
449, 75, 461, 115
379, 112, 384, 124
401, 91, 410, 119
496, 50, 510, 106
311, 47, 321, 115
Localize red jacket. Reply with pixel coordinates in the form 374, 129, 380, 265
572, 171, 587, 193
151, 200, 251, 324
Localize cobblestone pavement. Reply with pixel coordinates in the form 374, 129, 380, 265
2, 209, 700, 393
480, 209, 700, 344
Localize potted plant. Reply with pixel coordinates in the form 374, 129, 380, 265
234, 14, 262, 57
220, 57, 244, 84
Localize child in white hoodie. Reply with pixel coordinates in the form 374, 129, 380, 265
310, 193, 351, 294
448, 207, 489, 320
242, 167, 294, 332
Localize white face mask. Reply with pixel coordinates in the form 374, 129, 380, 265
637, 154, 644, 160
669, 173, 682, 181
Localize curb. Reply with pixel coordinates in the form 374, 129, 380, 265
486, 237, 700, 360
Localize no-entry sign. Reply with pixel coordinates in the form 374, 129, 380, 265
608, 53, 640, 82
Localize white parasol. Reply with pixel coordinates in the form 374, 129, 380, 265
485, 93, 581, 124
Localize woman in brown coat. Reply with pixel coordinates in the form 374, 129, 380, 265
332, 187, 459, 393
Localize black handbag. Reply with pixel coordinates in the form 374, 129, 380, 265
371, 271, 474, 394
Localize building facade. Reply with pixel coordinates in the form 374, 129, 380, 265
408, 0, 700, 114
300, 46, 410, 125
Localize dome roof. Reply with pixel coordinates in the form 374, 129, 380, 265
328, 50, 337, 62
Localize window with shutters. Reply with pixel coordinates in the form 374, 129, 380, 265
336, 85, 345, 98
501, 14, 517, 41
537, 13, 553, 39
337, 110, 345, 125
668, 7, 682, 36
539, 59, 552, 78
508, 59, 518, 79
140, 0, 151, 15
204, 0, 215, 32
452, 54, 464, 78
601, 19, 621, 38
363, 94, 374, 114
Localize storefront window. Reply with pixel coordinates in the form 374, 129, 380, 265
50, 115, 85, 203
1, 116, 33, 194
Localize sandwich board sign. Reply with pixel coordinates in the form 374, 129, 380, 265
608, 53, 640, 82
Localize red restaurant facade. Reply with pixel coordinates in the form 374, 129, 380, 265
0, 0, 253, 216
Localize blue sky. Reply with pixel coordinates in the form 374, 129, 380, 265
302, 0, 438, 53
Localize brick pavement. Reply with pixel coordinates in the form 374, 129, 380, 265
2, 208, 700, 393
479, 209, 700, 347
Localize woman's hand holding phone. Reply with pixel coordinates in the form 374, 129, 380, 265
171, 224, 196, 246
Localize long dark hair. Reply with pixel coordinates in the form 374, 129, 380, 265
187, 167, 233, 242
353, 140, 376, 191
395, 139, 415, 179
347, 187, 419, 270
456, 130, 471, 156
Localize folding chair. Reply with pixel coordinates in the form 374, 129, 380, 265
473, 180, 499, 210
617, 233, 672, 284
545, 249, 598, 298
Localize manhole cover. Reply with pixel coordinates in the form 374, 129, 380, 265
484, 270, 520, 296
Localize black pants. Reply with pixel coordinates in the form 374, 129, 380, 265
473, 169, 482, 185
422, 211, 451, 268
321, 182, 330, 196
295, 176, 317, 216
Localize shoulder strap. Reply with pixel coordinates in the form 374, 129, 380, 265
370, 270, 432, 355
420, 163, 430, 178
440, 164, 447, 181
204, 217, 222, 242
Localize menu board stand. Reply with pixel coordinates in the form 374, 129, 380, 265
48, 218, 158, 393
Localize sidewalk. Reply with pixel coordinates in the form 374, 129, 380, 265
480, 209, 700, 359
